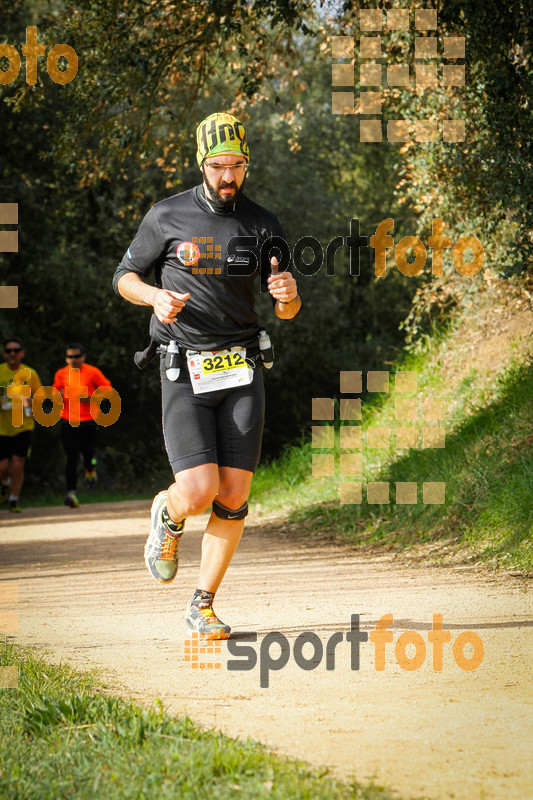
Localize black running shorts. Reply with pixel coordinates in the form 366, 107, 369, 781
160, 358, 265, 474
0, 431, 32, 460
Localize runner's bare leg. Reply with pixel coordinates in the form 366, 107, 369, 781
0, 458, 10, 485
9, 456, 25, 497
199, 467, 253, 593
166, 464, 252, 593
166, 463, 219, 522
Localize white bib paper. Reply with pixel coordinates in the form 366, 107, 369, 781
187, 349, 253, 394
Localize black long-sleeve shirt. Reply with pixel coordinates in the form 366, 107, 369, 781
113, 185, 296, 351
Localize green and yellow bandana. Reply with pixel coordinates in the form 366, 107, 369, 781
196, 112, 250, 167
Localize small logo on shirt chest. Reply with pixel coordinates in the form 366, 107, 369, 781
176, 241, 201, 266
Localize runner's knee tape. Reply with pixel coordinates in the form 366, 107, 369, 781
212, 499, 248, 520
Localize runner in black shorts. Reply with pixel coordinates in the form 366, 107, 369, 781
0, 338, 42, 513
114, 112, 301, 638
160, 360, 265, 475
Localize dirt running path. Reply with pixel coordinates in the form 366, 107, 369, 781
1, 501, 531, 800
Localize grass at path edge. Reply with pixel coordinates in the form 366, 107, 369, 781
0, 640, 423, 800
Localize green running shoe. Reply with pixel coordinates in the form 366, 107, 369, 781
144, 491, 184, 584
84, 458, 98, 487
8, 500, 21, 513
64, 491, 79, 508
185, 596, 231, 640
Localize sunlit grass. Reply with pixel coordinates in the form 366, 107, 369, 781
0, 640, 405, 800
251, 346, 533, 573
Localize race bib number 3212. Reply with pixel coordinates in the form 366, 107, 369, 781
187, 349, 253, 393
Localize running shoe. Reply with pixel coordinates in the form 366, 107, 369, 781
144, 491, 184, 584
64, 490, 80, 508
84, 468, 98, 487
8, 500, 21, 513
0, 484, 9, 505
185, 596, 231, 640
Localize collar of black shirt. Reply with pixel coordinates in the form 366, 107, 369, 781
196, 184, 244, 215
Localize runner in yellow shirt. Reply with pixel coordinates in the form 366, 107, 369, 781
0, 338, 42, 512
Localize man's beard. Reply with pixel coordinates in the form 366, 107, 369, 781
203, 170, 246, 209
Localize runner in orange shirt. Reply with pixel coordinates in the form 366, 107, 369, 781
53, 343, 112, 508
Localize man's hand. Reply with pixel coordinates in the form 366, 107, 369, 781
116, 274, 190, 323
153, 289, 190, 324
267, 257, 298, 304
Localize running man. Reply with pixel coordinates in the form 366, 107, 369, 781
0, 338, 42, 512
53, 343, 112, 508
114, 112, 301, 639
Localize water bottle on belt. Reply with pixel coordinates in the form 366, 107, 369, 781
165, 341, 181, 381
258, 330, 274, 369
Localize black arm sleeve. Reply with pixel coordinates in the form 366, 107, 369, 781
112, 206, 166, 295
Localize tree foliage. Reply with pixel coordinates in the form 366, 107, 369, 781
325, 0, 532, 276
